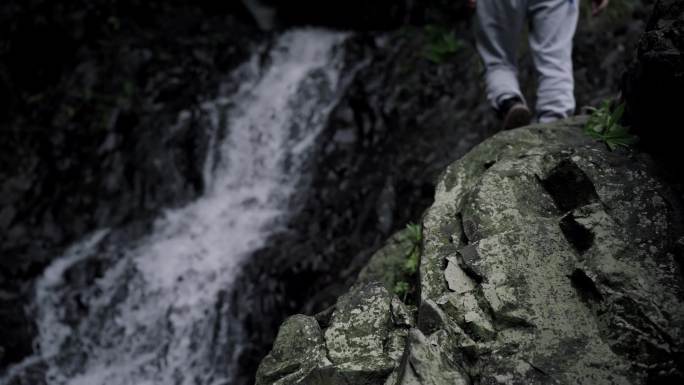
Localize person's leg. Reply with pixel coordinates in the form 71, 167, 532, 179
475, 0, 528, 110
528, 0, 579, 122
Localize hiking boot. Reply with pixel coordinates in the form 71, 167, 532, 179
499, 97, 532, 130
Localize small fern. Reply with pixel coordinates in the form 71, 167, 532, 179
394, 223, 422, 301
422, 25, 463, 64
405, 223, 422, 247
584, 101, 638, 151
393, 281, 410, 299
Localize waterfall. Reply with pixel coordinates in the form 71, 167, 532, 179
1, 29, 349, 385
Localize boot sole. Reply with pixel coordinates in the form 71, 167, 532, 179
503, 104, 532, 130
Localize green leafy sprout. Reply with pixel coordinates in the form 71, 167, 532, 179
584, 101, 638, 151
422, 25, 463, 64
394, 222, 422, 302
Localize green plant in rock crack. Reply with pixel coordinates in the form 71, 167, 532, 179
394, 222, 422, 302
422, 25, 463, 64
584, 100, 638, 151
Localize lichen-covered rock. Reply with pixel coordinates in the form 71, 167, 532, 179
256, 315, 329, 385
257, 282, 410, 384
394, 329, 470, 385
324, 283, 396, 374
420, 117, 684, 384
357, 228, 416, 292
259, 118, 684, 385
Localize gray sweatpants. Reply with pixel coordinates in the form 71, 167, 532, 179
475, 0, 579, 122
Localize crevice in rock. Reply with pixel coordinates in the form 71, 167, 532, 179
265, 362, 302, 383
559, 213, 595, 254
569, 269, 603, 302
483, 160, 496, 170
314, 305, 336, 329
491, 313, 537, 331
457, 245, 483, 284
522, 358, 550, 377
320, 329, 334, 366
417, 299, 450, 336
539, 159, 600, 213
440, 256, 449, 271
407, 360, 420, 382
456, 213, 470, 246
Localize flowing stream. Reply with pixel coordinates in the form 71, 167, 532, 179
2, 29, 349, 385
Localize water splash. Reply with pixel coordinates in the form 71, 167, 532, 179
2, 29, 349, 385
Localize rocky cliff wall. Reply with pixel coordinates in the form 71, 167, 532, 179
622, 0, 684, 191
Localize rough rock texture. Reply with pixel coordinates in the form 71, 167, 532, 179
256, 282, 413, 385
394, 328, 470, 385
622, 0, 684, 193
419, 117, 684, 384
256, 315, 329, 385
260, 118, 684, 384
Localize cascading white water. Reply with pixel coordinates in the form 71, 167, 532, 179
1, 29, 348, 385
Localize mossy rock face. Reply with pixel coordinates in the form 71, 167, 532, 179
357, 224, 425, 308
420, 117, 684, 384
324, 283, 395, 370
259, 118, 684, 385
256, 283, 411, 385
357, 228, 416, 293
394, 329, 469, 385
256, 315, 328, 385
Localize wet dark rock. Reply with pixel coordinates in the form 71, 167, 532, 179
623, 0, 683, 133
0, 295, 35, 368
0, 0, 259, 370
622, 0, 684, 195
259, 0, 470, 30
572, 0, 649, 108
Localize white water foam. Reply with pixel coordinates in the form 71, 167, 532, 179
2, 29, 348, 385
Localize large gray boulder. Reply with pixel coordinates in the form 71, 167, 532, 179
420, 117, 684, 384
256, 282, 413, 385
258, 117, 684, 384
